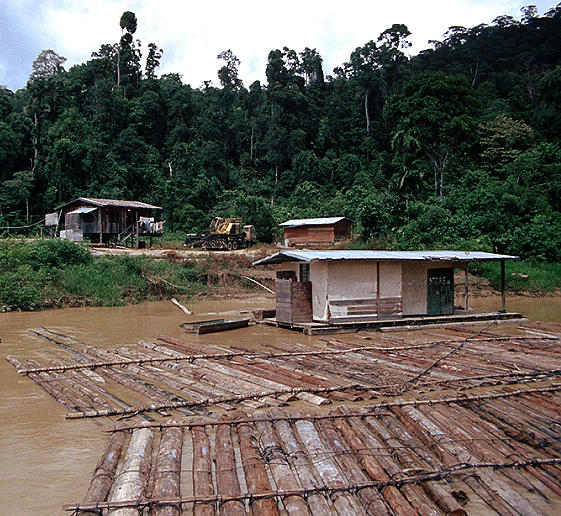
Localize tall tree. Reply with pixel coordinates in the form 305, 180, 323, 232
387, 72, 480, 199
145, 43, 163, 79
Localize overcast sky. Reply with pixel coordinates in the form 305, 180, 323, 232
0, 1, 557, 92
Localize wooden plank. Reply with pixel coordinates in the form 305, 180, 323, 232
329, 298, 379, 306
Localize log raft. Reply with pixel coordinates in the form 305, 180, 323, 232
66, 396, 561, 514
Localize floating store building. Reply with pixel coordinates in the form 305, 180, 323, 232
254, 250, 519, 329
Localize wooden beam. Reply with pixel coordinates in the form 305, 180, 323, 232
500, 260, 506, 312
465, 264, 469, 311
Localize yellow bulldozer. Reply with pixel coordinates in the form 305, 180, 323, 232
184, 217, 256, 250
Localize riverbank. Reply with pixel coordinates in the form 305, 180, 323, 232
0, 239, 273, 312
1, 239, 560, 312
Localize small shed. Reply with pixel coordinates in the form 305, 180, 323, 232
254, 250, 519, 326
280, 217, 351, 247
55, 197, 163, 245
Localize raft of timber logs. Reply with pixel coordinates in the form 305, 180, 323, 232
6, 322, 561, 419
65, 397, 561, 515
179, 317, 251, 334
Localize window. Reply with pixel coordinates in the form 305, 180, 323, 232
299, 263, 310, 282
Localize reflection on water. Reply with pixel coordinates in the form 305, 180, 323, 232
470, 294, 561, 323
0, 293, 558, 514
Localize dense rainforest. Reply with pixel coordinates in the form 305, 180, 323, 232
1, 5, 561, 261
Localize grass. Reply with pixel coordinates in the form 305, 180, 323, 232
0, 239, 210, 311
470, 260, 561, 294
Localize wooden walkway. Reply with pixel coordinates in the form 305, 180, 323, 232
262, 310, 525, 334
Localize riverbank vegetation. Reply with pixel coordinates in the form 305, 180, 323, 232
0, 239, 260, 311
1, 7, 561, 277
0, 240, 559, 312
471, 260, 561, 294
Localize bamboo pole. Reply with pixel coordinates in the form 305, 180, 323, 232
67, 384, 361, 419
20, 330, 558, 376
170, 297, 192, 315
240, 275, 275, 294
107, 384, 561, 431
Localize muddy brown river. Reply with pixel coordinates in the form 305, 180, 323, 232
0, 294, 559, 514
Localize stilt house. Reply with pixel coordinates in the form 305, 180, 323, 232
280, 217, 351, 247
55, 197, 163, 245
254, 250, 519, 326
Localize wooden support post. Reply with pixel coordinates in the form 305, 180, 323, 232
376, 261, 380, 319
99, 207, 103, 244
465, 264, 469, 311
500, 260, 506, 312
135, 212, 139, 249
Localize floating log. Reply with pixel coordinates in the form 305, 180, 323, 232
396, 405, 541, 515
375, 411, 467, 516
214, 414, 245, 516
151, 425, 184, 516
293, 416, 367, 515
26, 359, 93, 411
341, 406, 441, 514
82, 430, 128, 515
6, 355, 25, 373
64, 456, 561, 513
192, 425, 215, 516
170, 297, 192, 315
270, 408, 333, 516
331, 411, 414, 515
234, 411, 279, 516
316, 416, 391, 515
107, 427, 153, 516
253, 412, 311, 516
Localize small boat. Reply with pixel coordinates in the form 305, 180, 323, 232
179, 317, 251, 334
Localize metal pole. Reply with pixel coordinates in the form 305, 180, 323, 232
500, 260, 506, 313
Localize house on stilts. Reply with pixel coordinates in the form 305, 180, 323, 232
253, 249, 521, 333
53, 197, 164, 247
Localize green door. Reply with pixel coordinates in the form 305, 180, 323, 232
427, 268, 454, 316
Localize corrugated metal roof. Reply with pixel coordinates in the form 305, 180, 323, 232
279, 217, 349, 227
55, 197, 162, 210
253, 249, 519, 265
67, 207, 98, 215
